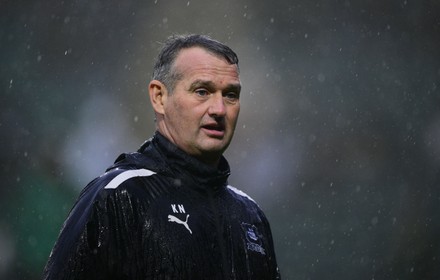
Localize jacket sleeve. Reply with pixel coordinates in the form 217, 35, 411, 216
43, 176, 119, 280
261, 210, 282, 279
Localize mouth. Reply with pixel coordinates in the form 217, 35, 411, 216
201, 123, 225, 137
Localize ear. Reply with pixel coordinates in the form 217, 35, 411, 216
148, 80, 168, 115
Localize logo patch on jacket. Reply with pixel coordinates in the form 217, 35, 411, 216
241, 222, 266, 255
168, 204, 192, 234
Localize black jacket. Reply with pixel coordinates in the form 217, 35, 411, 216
44, 132, 280, 279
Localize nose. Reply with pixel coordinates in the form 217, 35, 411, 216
208, 92, 226, 117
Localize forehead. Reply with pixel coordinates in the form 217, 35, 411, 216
173, 47, 240, 83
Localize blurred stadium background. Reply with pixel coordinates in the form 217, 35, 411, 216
1, 1, 439, 279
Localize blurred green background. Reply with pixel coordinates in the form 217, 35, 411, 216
1, 0, 439, 279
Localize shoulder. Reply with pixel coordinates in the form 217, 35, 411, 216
226, 185, 273, 228
66, 168, 160, 230
78, 168, 158, 204
226, 185, 259, 206
100, 168, 157, 190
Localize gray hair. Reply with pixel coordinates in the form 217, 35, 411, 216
152, 34, 239, 92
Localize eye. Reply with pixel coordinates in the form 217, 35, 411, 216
195, 89, 209, 97
224, 91, 240, 102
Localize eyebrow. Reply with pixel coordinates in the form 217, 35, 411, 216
188, 79, 241, 93
188, 80, 216, 92
224, 83, 242, 94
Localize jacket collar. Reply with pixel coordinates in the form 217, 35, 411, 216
138, 132, 231, 191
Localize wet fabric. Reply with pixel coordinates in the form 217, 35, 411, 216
43, 132, 280, 279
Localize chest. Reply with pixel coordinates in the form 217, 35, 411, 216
131, 187, 271, 278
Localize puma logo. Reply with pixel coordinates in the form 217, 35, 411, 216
168, 214, 192, 234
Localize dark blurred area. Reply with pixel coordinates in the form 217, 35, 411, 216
1, 0, 439, 279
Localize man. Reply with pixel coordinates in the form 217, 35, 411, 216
44, 34, 280, 279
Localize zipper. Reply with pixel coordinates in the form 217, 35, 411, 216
208, 188, 230, 279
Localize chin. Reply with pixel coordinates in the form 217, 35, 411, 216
201, 139, 230, 151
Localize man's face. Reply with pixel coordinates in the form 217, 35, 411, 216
160, 47, 241, 165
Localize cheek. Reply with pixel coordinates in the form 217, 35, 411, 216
170, 99, 198, 127
235, 105, 240, 119
228, 106, 240, 124
165, 100, 185, 130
